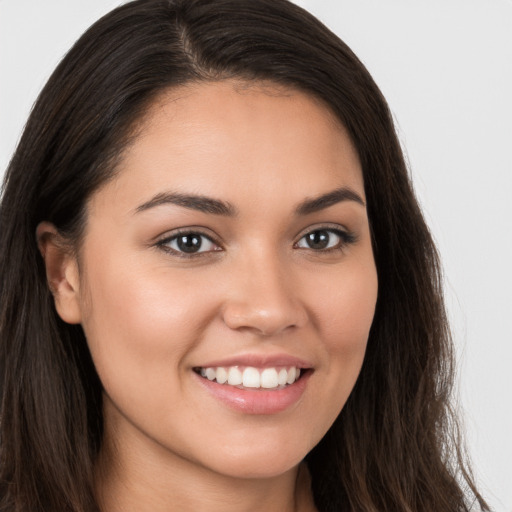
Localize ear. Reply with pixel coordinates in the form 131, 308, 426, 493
36, 221, 82, 324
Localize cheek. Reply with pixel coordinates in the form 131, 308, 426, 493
313, 260, 377, 353
77, 251, 216, 393
306, 259, 377, 403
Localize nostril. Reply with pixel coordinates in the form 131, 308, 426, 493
221, 303, 306, 337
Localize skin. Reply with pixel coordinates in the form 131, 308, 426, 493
38, 81, 378, 512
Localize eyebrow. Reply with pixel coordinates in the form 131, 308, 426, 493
295, 187, 366, 215
134, 186, 365, 217
135, 192, 237, 216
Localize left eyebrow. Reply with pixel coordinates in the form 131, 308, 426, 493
295, 187, 366, 215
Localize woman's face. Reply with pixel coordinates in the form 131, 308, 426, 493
67, 81, 378, 479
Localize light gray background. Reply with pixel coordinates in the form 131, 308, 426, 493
1, 1, 511, 510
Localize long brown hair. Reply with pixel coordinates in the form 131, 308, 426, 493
0, 0, 488, 510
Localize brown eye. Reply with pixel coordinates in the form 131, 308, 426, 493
296, 228, 352, 251
303, 230, 331, 249
161, 232, 219, 255
176, 234, 203, 253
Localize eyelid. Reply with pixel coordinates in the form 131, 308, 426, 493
153, 223, 356, 259
294, 223, 357, 251
294, 223, 352, 242
155, 227, 223, 257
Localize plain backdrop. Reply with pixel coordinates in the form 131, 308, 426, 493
1, 1, 511, 510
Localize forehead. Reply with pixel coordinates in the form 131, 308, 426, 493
142, 80, 345, 137
91, 80, 364, 214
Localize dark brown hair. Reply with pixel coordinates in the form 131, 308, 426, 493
0, 0, 488, 510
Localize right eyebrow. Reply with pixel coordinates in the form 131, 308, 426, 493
134, 192, 237, 216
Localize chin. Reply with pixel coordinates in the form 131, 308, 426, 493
198, 439, 310, 480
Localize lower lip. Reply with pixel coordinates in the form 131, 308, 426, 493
194, 371, 311, 415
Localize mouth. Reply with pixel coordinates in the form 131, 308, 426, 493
193, 365, 306, 390
193, 355, 314, 414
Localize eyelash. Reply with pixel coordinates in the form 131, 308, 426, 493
156, 229, 221, 259
156, 226, 357, 259
295, 227, 357, 253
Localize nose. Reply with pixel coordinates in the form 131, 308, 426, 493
221, 253, 308, 337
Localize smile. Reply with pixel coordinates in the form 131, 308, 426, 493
195, 366, 301, 390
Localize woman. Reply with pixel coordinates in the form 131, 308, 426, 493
0, 0, 489, 510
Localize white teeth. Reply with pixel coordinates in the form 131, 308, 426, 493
198, 365, 303, 389
277, 368, 288, 386
261, 368, 279, 389
242, 367, 260, 388
227, 367, 243, 386
216, 367, 228, 384
286, 367, 297, 385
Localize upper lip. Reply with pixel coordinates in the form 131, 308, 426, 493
195, 353, 314, 369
